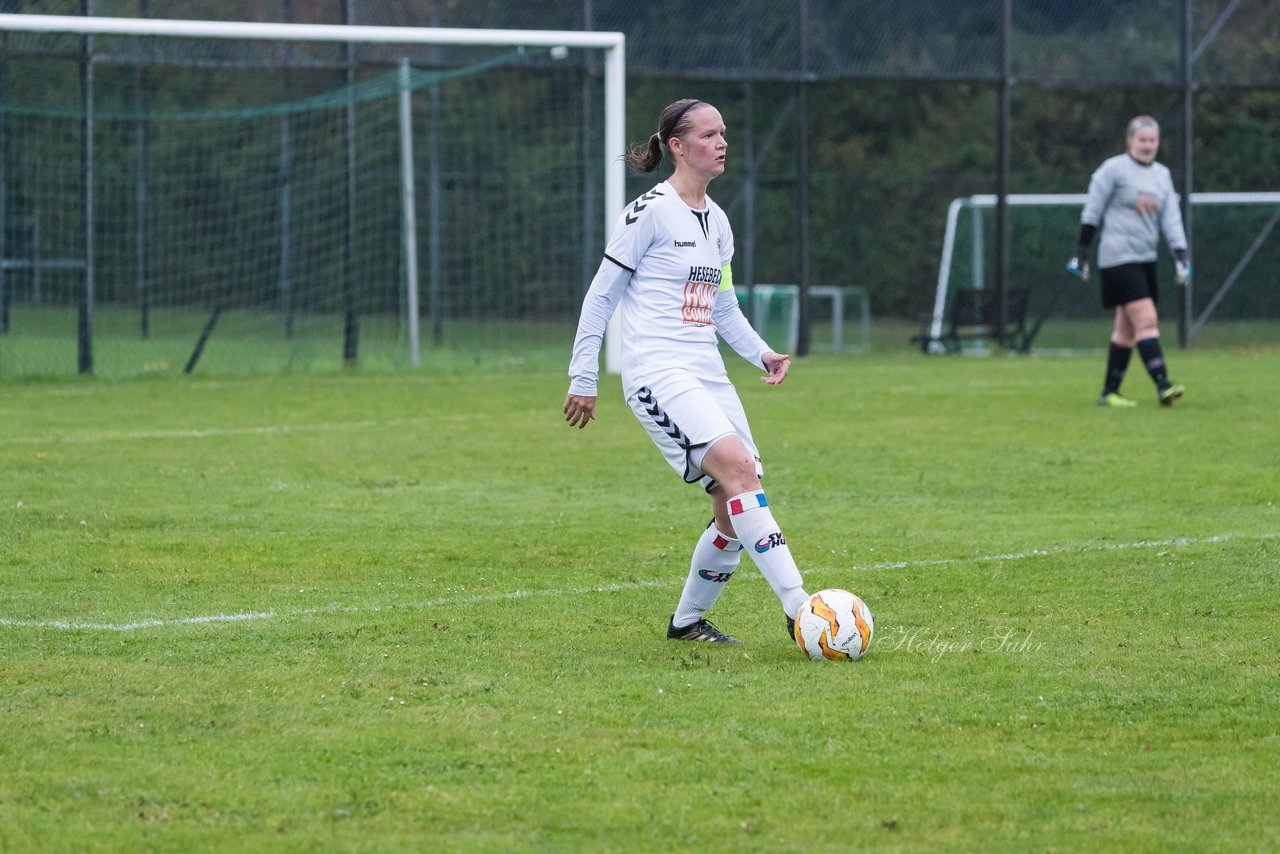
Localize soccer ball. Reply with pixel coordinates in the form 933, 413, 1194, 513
792, 588, 874, 661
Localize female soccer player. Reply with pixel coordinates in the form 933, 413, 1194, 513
1067, 114, 1188, 407
563, 98, 809, 644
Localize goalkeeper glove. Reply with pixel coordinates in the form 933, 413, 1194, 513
1065, 246, 1090, 281
1174, 249, 1191, 285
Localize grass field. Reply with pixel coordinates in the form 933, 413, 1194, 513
2, 347, 1278, 851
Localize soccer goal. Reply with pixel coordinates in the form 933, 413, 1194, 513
738, 284, 871, 354
923, 192, 1280, 353
0, 13, 623, 377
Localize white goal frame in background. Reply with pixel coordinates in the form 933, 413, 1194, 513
0, 13, 626, 369
742, 285, 871, 353
930, 192, 1280, 347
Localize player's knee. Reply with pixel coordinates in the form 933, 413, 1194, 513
698, 433, 764, 496
723, 461, 761, 495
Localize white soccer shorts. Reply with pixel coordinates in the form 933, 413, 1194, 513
626, 372, 763, 493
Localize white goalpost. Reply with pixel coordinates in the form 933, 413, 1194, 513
928, 191, 1280, 349
0, 13, 625, 373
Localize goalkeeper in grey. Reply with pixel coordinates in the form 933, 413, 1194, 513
1066, 115, 1187, 408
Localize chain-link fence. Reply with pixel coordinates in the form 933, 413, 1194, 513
2, 1, 1277, 376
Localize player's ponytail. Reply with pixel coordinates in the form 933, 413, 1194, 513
621, 99, 705, 175
623, 132, 664, 174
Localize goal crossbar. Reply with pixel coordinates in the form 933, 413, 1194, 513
0, 13, 623, 49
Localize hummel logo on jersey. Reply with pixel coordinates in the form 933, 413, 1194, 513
754, 532, 786, 553
673, 240, 696, 248
624, 189, 664, 225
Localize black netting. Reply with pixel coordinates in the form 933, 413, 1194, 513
11, 0, 1277, 86
1, 1, 1278, 376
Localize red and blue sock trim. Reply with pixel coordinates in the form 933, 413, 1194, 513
711, 532, 743, 551
728, 492, 768, 516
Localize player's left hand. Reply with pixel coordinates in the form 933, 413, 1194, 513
761, 352, 791, 385
1174, 249, 1192, 285
1175, 260, 1191, 285
563, 393, 597, 429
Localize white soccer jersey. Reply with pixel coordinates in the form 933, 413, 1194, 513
568, 181, 770, 397
1081, 154, 1187, 269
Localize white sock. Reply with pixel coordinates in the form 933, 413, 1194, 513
726, 490, 808, 617
672, 523, 742, 628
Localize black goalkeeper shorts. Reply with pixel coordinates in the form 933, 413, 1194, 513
1100, 262, 1158, 310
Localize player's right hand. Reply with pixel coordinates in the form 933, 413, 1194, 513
563, 393, 597, 429
1065, 254, 1090, 282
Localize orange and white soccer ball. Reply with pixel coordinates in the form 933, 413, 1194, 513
792, 588, 874, 661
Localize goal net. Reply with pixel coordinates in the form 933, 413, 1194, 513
0, 14, 623, 378
925, 192, 1280, 352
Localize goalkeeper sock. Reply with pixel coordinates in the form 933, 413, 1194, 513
1136, 337, 1170, 389
1103, 342, 1133, 394
725, 490, 808, 618
672, 522, 742, 628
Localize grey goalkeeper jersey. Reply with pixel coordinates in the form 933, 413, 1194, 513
1081, 153, 1187, 269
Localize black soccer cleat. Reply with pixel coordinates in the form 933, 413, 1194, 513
786, 614, 796, 642
667, 616, 739, 644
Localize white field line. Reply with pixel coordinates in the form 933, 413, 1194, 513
847, 534, 1240, 572
1, 374, 464, 403
0, 533, 1262, 633
0, 416, 445, 446
0, 580, 674, 633
0, 611, 278, 631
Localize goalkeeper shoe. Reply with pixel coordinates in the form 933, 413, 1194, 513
1159, 383, 1185, 407
1097, 391, 1138, 408
667, 616, 739, 644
